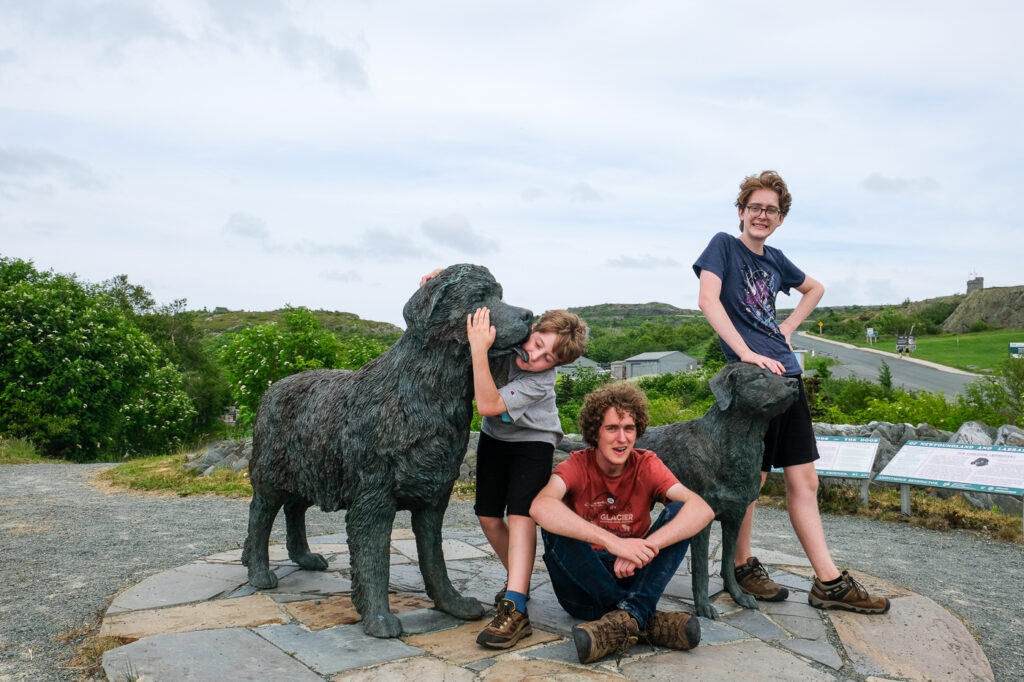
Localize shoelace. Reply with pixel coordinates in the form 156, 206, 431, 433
844, 574, 869, 599
489, 601, 516, 630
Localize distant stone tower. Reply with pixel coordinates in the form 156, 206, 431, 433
967, 276, 984, 294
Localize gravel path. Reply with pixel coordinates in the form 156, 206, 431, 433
1, 463, 1021, 681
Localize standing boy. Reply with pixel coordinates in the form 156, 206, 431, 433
467, 305, 588, 648
693, 170, 889, 614
531, 382, 714, 664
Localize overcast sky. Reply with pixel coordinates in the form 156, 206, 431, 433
3, 1, 1022, 328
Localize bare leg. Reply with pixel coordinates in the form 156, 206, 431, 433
479, 515, 510, 571
783, 463, 840, 581
734, 471, 767, 566
505, 514, 536, 595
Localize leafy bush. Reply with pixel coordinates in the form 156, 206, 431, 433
0, 258, 195, 460
960, 359, 1024, 427
218, 306, 348, 425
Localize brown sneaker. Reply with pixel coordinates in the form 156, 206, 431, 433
476, 599, 532, 648
643, 610, 701, 651
571, 609, 640, 664
734, 556, 789, 601
808, 570, 891, 614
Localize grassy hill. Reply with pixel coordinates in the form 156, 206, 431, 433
568, 302, 701, 328
194, 308, 402, 340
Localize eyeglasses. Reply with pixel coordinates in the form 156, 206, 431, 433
744, 204, 781, 218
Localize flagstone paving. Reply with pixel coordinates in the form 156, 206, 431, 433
100, 528, 994, 681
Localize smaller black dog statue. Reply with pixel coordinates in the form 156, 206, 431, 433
636, 363, 798, 618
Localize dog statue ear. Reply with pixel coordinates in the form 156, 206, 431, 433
403, 264, 480, 334
709, 364, 737, 411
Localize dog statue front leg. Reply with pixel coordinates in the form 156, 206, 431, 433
721, 517, 758, 610
690, 525, 718, 618
348, 495, 403, 638
412, 501, 485, 621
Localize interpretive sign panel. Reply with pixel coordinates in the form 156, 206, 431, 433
772, 436, 879, 477
877, 441, 1024, 495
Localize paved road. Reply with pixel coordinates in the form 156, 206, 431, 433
793, 332, 979, 398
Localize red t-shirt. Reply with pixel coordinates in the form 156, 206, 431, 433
553, 448, 680, 547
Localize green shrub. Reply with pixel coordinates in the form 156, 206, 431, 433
0, 258, 195, 460
218, 306, 348, 425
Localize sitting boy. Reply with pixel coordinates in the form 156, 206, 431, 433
530, 382, 714, 664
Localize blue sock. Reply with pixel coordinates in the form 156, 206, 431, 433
505, 590, 528, 612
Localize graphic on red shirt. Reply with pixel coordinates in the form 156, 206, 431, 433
580, 492, 636, 538
553, 448, 680, 548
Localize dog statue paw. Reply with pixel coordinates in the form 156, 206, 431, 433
292, 551, 329, 571
731, 591, 759, 610
363, 611, 403, 638
438, 593, 485, 620
247, 567, 279, 590
695, 603, 719, 619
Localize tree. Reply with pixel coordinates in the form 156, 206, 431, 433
0, 258, 195, 460
219, 307, 348, 425
878, 360, 894, 398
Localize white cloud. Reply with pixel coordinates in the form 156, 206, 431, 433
861, 173, 940, 194
421, 214, 498, 255
2, 1, 1022, 327
223, 212, 269, 240
607, 255, 681, 269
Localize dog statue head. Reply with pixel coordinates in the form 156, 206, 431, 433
709, 363, 799, 420
403, 264, 533, 356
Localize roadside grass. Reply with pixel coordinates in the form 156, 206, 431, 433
99, 453, 252, 498
0, 437, 51, 464
760, 476, 1023, 544
819, 328, 1024, 372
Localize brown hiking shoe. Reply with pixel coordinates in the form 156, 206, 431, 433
476, 599, 532, 648
734, 556, 789, 601
643, 610, 701, 651
571, 609, 639, 664
809, 570, 891, 614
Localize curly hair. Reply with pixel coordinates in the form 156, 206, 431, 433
534, 309, 588, 365
735, 170, 793, 232
578, 382, 649, 447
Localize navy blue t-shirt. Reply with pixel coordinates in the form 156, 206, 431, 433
693, 232, 806, 376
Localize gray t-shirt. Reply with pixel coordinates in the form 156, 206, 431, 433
481, 355, 563, 446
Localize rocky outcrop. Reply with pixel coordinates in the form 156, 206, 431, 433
940, 285, 1024, 333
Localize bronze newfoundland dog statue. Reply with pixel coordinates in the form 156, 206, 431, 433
242, 264, 533, 637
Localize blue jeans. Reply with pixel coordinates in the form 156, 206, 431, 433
541, 502, 689, 630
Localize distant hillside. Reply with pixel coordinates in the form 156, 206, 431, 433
195, 309, 403, 338
941, 286, 1024, 333
568, 302, 701, 328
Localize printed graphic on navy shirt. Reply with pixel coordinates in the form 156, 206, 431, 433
740, 264, 784, 340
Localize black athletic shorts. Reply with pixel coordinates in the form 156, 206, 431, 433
474, 431, 554, 518
761, 377, 820, 472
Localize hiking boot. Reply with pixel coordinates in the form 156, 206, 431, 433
476, 599, 532, 648
734, 556, 789, 601
493, 583, 531, 609
643, 610, 701, 651
808, 570, 891, 614
571, 609, 639, 664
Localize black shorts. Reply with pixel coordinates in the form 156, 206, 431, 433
474, 432, 554, 518
762, 377, 820, 472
